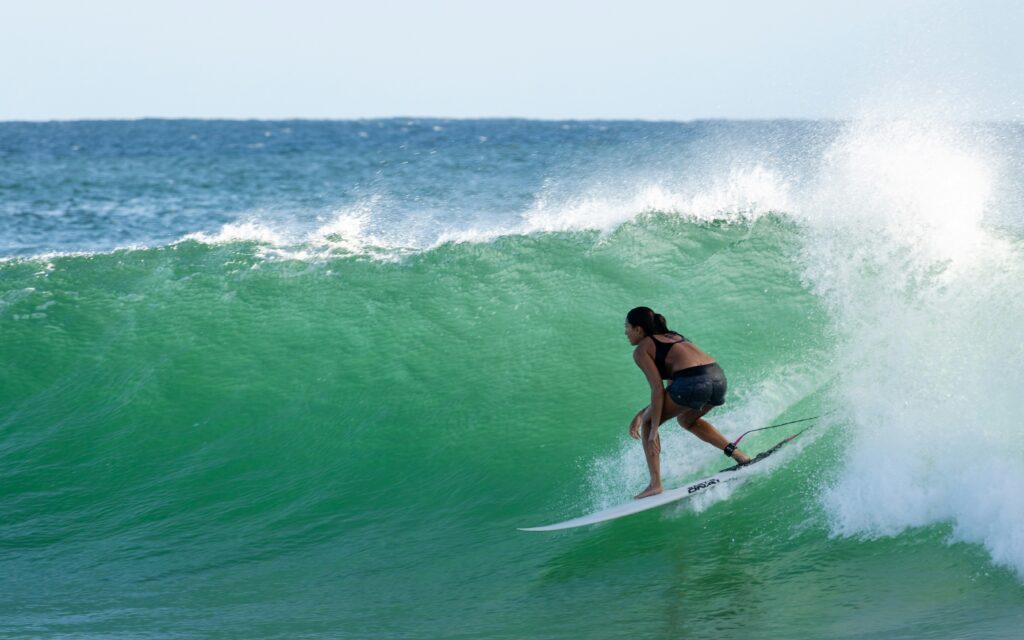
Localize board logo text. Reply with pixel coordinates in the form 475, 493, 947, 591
687, 478, 720, 494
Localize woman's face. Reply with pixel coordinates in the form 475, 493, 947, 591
624, 321, 645, 346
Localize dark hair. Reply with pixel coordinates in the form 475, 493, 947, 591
626, 306, 671, 337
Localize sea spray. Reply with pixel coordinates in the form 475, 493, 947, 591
795, 117, 1024, 576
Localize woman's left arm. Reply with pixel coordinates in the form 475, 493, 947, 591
628, 406, 647, 439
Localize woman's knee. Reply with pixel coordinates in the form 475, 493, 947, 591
676, 411, 698, 430
678, 405, 714, 430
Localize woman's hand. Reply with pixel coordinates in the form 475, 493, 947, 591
628, 412, 643, 439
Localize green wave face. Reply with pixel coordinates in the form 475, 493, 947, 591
4, 215, 1022, 638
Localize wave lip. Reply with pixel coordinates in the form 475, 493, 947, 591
158, 165, 794, 264
523, 166, 792, 234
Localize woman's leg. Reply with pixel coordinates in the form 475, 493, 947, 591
677, 405, 751, 464
634, 392, 687, 499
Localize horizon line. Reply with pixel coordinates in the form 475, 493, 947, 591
4, 115, 1020, 125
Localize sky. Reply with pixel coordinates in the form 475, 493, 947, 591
2, 0, 1023, 121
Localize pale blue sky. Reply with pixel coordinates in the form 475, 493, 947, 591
2, 0, 1022, 120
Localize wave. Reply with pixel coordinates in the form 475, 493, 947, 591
3, 115, 1024, 598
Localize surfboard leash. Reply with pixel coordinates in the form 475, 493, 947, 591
722, 412, 830, 457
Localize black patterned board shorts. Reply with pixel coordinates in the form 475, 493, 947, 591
667, 363, 727, 410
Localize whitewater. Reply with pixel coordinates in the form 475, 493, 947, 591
1, 118, 1022, 639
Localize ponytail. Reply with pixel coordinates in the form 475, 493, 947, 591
653, 313, 669, 334
626, 306, 673, 337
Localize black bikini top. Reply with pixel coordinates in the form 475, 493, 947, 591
651, 332, 689, 379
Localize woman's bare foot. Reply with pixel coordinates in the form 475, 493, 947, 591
634, 483, 663, 499
732, 450, 752, 465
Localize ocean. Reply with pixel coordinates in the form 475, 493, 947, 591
1, 118, 1022, 638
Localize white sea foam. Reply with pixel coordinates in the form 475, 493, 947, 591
523, 166, 791, 235
178, 220, 292, 247
164, 165, 793, 262
794, 115, 1024, 578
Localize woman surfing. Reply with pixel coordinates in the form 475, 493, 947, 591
624, 307, 751, 499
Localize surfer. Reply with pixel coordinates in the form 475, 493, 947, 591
625, 306, 750, 499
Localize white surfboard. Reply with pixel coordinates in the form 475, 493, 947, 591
519, 432, 803, 532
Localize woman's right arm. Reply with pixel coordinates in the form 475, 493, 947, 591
633, 346, 667, 443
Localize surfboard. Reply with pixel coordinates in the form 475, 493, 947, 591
518, 430, 805, 532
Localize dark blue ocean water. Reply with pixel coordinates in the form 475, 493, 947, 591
0, 119, 840, 257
